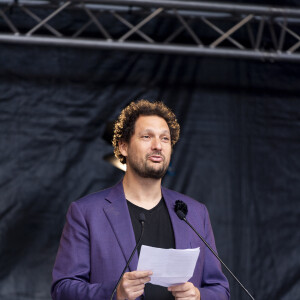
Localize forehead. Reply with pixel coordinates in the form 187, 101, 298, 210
134, 115, 170, 133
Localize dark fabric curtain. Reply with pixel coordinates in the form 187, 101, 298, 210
1, 22, 300, 300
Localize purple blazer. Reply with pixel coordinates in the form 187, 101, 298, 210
51, 181, 230, 299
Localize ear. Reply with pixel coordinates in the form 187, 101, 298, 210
119, 140, 128, 158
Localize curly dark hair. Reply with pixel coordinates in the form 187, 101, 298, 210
112, 99, 180, 164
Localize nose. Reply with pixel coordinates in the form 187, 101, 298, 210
152, 137, 162, 150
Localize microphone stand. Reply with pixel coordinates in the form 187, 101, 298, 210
110, 214, 145, 300
177, 210, 255, 300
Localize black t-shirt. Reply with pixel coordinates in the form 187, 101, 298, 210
127, 198, 175, 300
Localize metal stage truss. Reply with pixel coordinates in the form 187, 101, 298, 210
1, 0, 300, 62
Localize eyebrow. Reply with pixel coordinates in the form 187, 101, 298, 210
140, 129, 170, 135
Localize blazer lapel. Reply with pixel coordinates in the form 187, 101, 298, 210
103, 181, 139, 272
162, 187, 191, 250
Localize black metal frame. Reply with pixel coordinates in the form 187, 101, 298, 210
1, 0, 300, 62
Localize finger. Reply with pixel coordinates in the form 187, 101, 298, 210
168, 282, 194, 292
123, 276, 151, 288
171, 289, 196, 298
168, 283, 188, 292
124, 283, 147, 299
126, 288, 145, 300
118, 281, 146, 300
122, 276, 151, 293
123, 279, 147, 291
126, 270, 152, 279
170, 284, 199, 300
123, 283, 145, 294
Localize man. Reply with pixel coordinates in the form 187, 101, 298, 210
51, 100, 230, 300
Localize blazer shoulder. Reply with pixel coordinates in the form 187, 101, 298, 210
162, 187, 206, 211
74, 181, 123, 210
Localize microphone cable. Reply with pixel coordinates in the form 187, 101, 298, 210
110, 212, 146, 300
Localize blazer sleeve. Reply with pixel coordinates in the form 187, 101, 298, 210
51, 202, 109, 300
198, 205, 230, 300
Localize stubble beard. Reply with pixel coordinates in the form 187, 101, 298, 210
128, 153, 170, 179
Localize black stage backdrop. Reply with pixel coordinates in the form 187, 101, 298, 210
1, 19, 300, 300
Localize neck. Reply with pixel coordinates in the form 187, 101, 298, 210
122, 171, 162, 210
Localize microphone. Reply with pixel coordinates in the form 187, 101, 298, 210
110, 212, 146, 300
174, 200, 255, 300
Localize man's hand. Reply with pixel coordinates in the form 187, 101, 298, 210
116, 270, 152, 300
168, 282, 201, 300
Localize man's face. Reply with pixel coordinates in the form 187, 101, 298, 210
120, 115, 172, 179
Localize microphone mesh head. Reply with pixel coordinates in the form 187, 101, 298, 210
139, 212, 146, 223
174, 200, 188, 217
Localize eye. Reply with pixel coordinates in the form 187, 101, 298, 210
142, 135, 150, 139
162, 136, 170, 142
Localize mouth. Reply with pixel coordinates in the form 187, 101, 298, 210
148, 155, 164, 163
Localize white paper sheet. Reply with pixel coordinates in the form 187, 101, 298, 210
137, 245, 200, 287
